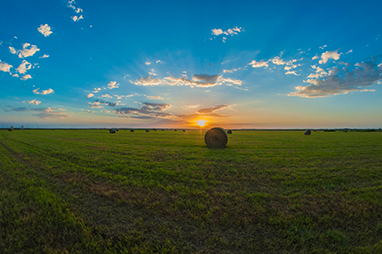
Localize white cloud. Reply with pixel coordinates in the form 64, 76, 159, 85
26, 99, 41, 105
145, 62, 151, 65
9, 47, 16, 54
33, 88, 54, 95
75, 8, 83, 13
93, 88, 101, 93
289, 57, 382, 97
146, 95, 164, 100
270, 56, 286, 65
15, 43, 40, 58
102, 94, 113, 98
87, 93, 94, 98
211, 26, 243, 42
21, 74, 32, 80
312, 55, 319, 60
248, 60, 268, 68
72, 15, 84, 22
319, 49, 342, 64
0, 60, 12, 73
319, 45, 327, 49
107, 81, 119, 89
39, 54, 49, 58
85, 110, 94, 113
16, 60, 32, 74
38, 24, 53, 37
346, 49, 353, 54
156, 60, 161, 64
212, 28, 223, 36
12, 74, 19, 77
360, 89, 375, 92
285, 71, 300, 76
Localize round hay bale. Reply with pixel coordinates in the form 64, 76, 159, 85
8, 128, 12, 132
130, 129, 134, 132
174, 129, 177, 131
183, 130, 186, 132
227, 130, 232, 134
204, 127, 228, 148
304, 129, 311, 135
109, 128, 116, 134
146, 129, 149, 132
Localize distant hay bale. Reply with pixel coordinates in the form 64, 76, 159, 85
109, 128, 116, 134
183, 130, 186, 132
130, 129, 134, 132
175, 129, 177, 131
146, 129, 149, 132
227, 130, 232, 134
204, 127, 228, 148
304, 129, 311, 135
154, 129, 157, 131
8, 128, 12, 132
162, 129, 165, 131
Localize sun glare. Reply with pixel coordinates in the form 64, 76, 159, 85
196, 119, 207, 127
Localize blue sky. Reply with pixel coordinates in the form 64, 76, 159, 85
1, 0, 382, 128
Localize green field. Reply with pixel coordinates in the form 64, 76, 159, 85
1, 129, 382, 253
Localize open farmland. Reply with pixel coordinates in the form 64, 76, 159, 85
1, 129, 382, 253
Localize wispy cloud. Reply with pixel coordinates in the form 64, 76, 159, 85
39, 54, 49, 59
21, 74, 32, 80
131, 73, 242, 88
38, 24, 53, 37
10, 43, 40, 58
71, 15, 84, 22
24, 99, 41, 105
33, 88, 54, 95
145, 62, 151, 65
285, 71, 299, 76
68, 0, 84, 22
107, 81, 119, 89
115, 102, 172, 119
87, 93, 94, 98
289, 57, 382, 97
89, 101, 102, 108
211, 26, 243, 43
248, 60, 269, 68
146, 95, 164, 100
102, 94, 113, 98
34, 107, 71, 119
183, 104, 200, 110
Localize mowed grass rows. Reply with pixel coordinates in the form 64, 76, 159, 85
1, 129, 382, 253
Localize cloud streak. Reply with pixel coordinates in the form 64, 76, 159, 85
33, 88, 54, 95
131, 73, 242, 88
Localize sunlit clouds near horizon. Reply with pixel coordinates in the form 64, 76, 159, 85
1, 0, 382, 128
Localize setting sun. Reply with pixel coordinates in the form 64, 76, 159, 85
196, 119, 207, 127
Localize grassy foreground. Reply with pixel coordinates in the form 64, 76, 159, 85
1, 129, 382, 253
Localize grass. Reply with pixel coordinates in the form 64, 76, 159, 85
1, 129, 382, 253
